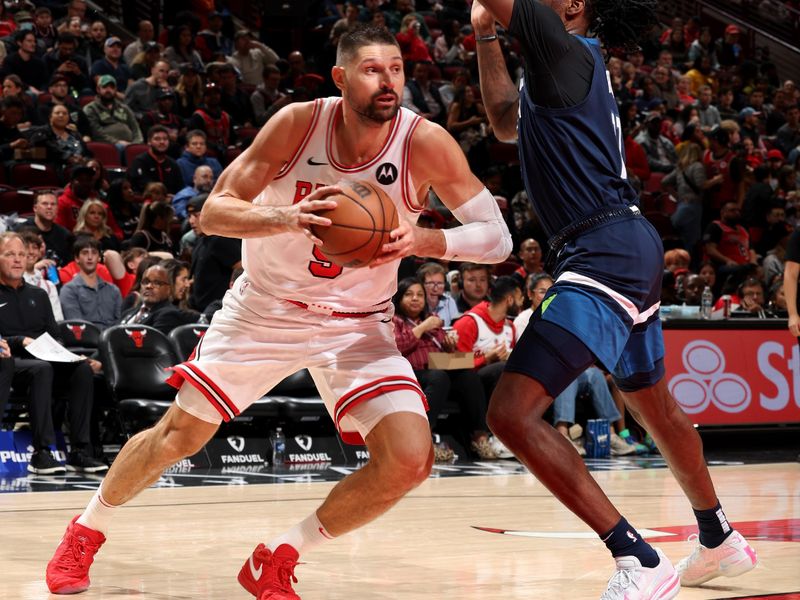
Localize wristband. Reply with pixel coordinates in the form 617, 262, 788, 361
475, 33, 498, 43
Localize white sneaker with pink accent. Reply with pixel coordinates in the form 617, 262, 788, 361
600, 548, 680, 600
676, 530, 758, 586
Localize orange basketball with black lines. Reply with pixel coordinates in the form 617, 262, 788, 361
310, 180, 399, 268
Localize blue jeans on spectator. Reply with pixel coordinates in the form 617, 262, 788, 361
552, 366, 621, 425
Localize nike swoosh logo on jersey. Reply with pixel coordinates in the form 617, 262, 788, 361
249, 554, 263, 580
307, 157, 328, 166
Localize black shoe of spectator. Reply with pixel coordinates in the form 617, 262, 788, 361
28, 450, 67, 475
66, 451, 110, 473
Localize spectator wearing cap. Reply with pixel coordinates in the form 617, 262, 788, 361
196, 10, 233, 62
37, 73, 91, 138
635, 112, 677, 174
716, 24, 743, 67
185, 193, 242, 312
129, 40, 162, 81
2, 29, 47, 92
123, 20, 155, 66
776, 105, 800, 157
127, 125, 184, 195
90, 36, 133, 94
140, 88, 185, 150
56, 165, 123, 238
43, 32, 90, 93
695, 85, 721, 131
33, 7, 58, 53
251, 64, 286, 126
216, 62, 254, 127
83, 74, 143, 150
174, 63, 203, 119
226, 29, 280, 88
124, 59, 171, 120
176, 129, 222, 186
187, 82, 235, 154
163, 25, 204, 73
740, 106, 764, 146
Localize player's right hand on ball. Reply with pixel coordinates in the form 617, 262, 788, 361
291, 185, 340, 245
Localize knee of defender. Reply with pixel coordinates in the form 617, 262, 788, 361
487, 401, 522, 441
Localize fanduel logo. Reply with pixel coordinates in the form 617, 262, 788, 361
227, 436, 246, 452
295, 435, 312, 451
220, 453, 265, 464
288, 452, 332, 463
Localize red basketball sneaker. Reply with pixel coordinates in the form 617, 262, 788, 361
46, 515, 106, 594
238, 543, 301, 599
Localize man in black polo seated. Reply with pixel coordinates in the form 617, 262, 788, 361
119, 264, 198, 335
0, 232, 105, 474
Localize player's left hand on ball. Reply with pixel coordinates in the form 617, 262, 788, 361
370, 219, 416, 268
295, 185, 340, 245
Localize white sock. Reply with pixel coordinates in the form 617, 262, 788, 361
76, 487, 118, 535
267, 511, 335, 555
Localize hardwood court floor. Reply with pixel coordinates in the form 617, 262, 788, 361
1, 462, 798, 599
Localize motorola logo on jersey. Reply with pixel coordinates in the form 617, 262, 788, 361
376, 162, 398, 185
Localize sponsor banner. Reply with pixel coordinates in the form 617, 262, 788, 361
664, 329, 800, 425
205, 436, 269, 467
283, 435, 343, 464
341, 444, 371, 464
0, 431, 68, 474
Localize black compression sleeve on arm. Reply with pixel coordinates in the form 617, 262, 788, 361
508, 0, 595, 108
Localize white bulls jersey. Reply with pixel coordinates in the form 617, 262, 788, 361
243, 97, 424, 311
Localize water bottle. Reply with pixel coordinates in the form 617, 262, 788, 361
47, 264, 60, 285
585, 419, 597, 457
271, 427, 286, 466
597, 419, 610, 458
701, 286, 713, 320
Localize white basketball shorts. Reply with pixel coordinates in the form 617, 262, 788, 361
168, 275, 428, 445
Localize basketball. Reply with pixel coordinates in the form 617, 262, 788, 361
310, 180, 399, 268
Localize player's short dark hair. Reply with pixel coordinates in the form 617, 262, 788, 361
489, 276, 521, 304
586, 0, 659, 53
336, 24, 400, 66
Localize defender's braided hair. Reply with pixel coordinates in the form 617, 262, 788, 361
587, 0, 660, 53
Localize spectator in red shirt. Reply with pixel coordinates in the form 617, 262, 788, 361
56, 165, 123, 239
396, 14, 431, 63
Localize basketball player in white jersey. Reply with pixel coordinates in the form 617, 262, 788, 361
46, 25, 512, 599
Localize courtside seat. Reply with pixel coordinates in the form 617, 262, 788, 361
99, 325, 180, 436
56, 319, 102, 356
169, 323, 209, 361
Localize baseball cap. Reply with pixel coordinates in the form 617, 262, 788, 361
725, 24, 741, 35
156, 88, 176, 100
49, 73, 69, 86
645, 112, 663, 123
767, 149, 785, 161
14, 10, 33, 22
647, 98, 665, 111
186, 193, 208, 214
98, 74, 117, 87
143, 41, 160, 52
739, 107, 762, 119
105, 36, 122, 48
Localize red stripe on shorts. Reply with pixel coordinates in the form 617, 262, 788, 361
166, 364, 238, 421
334, 376, 428, 436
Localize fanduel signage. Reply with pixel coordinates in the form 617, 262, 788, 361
284, 435, 343, 463
204, 436, 268, 467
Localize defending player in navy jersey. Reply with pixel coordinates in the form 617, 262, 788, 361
471, 1, 757, 598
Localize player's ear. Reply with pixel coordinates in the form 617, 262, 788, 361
565, 0, 585, 17
331, 65, 346, 92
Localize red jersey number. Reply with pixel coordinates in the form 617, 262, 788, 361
308, 246, 342, 279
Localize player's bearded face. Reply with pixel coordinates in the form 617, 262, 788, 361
354, 86, 399, 123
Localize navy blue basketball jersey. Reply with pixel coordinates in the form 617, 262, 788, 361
517, 37, 639, 238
